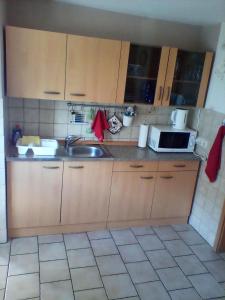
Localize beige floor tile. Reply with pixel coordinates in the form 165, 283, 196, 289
41, 280, 74, 300
71, 266, 103, 291
9, 253, 39, 276
0, 242, 10, 265
67, 248, 95, 268
39, 242, 66, 261
40, 260, 70, 283
0, 266, 7, 289
11, 237, 38, 255
96, 255, 126, 276
38, 234, 63, 244
64, 233, 90, 250
75, 288, 107, 300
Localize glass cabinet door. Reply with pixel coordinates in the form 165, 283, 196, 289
124, 45, 166, 104
168, 50, 206, 106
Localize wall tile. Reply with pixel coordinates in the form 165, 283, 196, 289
8, 98, 23, 108
24, 108, 39, 123
54, 124, 68, 138
54, 109, 68, 124
9, 107, 23, 122
23, 123, 39, 136
24, 99, 39, 108
40, 100, 55, 109
67, 124, 82, 136
54, 101, 68, 110
39, 124, 54, 138
40, 109, 54, 124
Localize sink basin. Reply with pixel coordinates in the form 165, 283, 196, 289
66, 145, 111, 158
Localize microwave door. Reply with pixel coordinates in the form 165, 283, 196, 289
159, 132, 190, 149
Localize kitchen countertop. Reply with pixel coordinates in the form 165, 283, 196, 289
6, 145, 200, 162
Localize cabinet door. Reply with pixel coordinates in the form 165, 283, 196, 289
65, 35, 122, 103
6, 26, 66, 100
124, 45, 170, 105
108, 172, 156, 221
61, 161, 113, 224
162, 49, 213, 107
8, 162, 63, 229
151, 171, 197, 219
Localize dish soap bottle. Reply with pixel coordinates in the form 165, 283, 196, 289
12, 124, 22, 145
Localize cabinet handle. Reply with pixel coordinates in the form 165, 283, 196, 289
173, 164, 186, 168
140, 176, 154, 180
166, 87, 171, 101
130, 165, 144, 168
44, 91, 61, 95
43, 166, 60, 169
69, 166, 84, 169
70, 93, 86, 96
160, 176, 174, 179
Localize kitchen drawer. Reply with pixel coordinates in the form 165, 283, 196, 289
158, 160, 199, 172
113, 161, 158, 172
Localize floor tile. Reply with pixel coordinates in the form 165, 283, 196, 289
189, 273, 225, 299
126, 261, 158, 283
172, 224, 193, 232
118, 244, 147, 263
96, 254, 126, 275
87, 230, 111, 240
169, 288, 201, 300
137, 235, 164, 251
67, 248, 96, 268
191, 244, 221, 261
38, 234, 63, 244
153, 226, 179, 241
204, 259, 225, 282
39, 242, 66, 261
64, 233, 90, 250
71, 266, 103, 291
11, 237, 38, 255
178, 230, 206, 245
75, 288, 108, 300
0, 242, 10, 265
220, 252, 225, 260
102, 274, 137, 299
157, 267, 192, 290
0, 290, 4, 300
131, 226, 154, 236
146, 249, 177, 269
164, 239, 192, 256
0, 265, 7, 289
175, 255, 207, 275
91, 238, 118, 256
8, 253, 39, 276
5, 273, 39, 300
111, 229, 137, 245
41, 280, 74, 300
136, 281, 170, 300
40, 259, 70, 283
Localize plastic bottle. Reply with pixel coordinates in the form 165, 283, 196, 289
12, 124, 22, 145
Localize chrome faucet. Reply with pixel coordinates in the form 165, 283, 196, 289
65, 135, 82, 150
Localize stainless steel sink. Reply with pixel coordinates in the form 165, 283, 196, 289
66, 145, 112, 158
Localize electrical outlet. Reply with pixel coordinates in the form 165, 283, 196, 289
196, 137, 208, 149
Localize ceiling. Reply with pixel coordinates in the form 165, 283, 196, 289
55, 0, 225, 25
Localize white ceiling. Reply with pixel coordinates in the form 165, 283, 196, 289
55, 0, 225, 25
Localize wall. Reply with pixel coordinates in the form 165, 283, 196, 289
6, 0, 204, 51
0, 0, 7, 243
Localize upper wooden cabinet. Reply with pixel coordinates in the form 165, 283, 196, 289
124, 44, 213, 107
65, 35, 126, 104
6, 26, 67, 100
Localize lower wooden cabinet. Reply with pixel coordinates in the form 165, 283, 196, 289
108, 171, 156, 221
61, 161, 113, 225
151, 171, 198, 219
8, 161, 63, 229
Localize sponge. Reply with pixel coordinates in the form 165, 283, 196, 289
21, 136, 40, 146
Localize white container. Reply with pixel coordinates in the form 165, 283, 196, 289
171, 108, 189, 130
16, 139, 58, 156
16, 141, 29, 155
123, 114, 134, 127
138, 124, 149, 148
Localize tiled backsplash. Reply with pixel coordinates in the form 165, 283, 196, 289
7, 98, 174, 142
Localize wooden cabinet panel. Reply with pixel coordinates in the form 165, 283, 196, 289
113, 161, 158, 172
65, 35, 122, 103
158, 160, 199, 172
6, 26, 67, 100
151, 171, 198, 219
61, 161, 113, 224
108, 172, 156, 221
8, 162, 63, 228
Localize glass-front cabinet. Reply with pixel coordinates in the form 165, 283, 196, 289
124, 44, 213, 108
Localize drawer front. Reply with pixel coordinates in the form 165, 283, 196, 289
158, 160, 199, 172
113, 161, 158, 172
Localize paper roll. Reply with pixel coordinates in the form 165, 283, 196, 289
138, 124, 149, 148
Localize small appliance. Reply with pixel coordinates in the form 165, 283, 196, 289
171, 108, 189, 130
148, 125, 197, 153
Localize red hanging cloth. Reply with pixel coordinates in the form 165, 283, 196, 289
91, 110, 109, 142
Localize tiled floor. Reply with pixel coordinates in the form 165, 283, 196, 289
0, 225, 225, 300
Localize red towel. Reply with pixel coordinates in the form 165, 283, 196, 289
205, 126, 225, 182
91, 110, 109, 142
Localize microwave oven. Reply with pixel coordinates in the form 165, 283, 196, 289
148, 125, 197, 153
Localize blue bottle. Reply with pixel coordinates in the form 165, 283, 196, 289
12, 124, 22, 145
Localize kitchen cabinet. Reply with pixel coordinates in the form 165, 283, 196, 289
108, 171, 156, 221
124, 44, 213, 107
65, 35, 126, 104
6, 26, 67, 100
61, 161, 113, 224
7, 161, 63, 229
